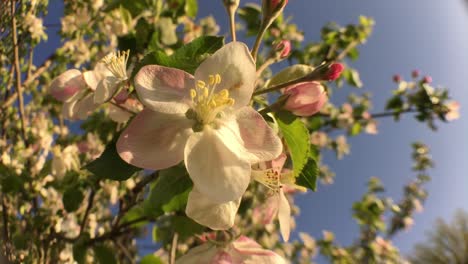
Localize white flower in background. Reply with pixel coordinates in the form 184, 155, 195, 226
252, 153, 306, 241
117, 42, 282, 220
335, 135, 350, 159
176, 236, 286, 264
49, 50, 130, 120
51, 145, 80, 179
445, 101, 460, 121
24, 13, 46, 41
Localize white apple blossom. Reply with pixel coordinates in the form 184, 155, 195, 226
117, 42, 282, 229
176, 236, 286, 264
252, 153, 306, 241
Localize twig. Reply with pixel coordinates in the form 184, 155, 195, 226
1, 195, 11, 261
336, 41, 358, 61
251, 22, 268, 61
79, 189, 96, 235
113, 172, 159, 228
115, 240, 136, 264
256, 57, 275, 78
170, 232, 179, 264
11, 0, 27, 141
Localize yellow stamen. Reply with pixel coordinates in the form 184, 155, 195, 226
102, 50, 130, 80
189, 73, 235, 126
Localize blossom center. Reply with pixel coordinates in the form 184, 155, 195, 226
102, 50, 129, 81
188, 74, 235, 127
253, 168, 282, 194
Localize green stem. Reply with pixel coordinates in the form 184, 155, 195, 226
251, 22, 269, 61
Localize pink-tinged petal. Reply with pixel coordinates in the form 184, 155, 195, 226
278, 190, 291, 242
94, 76, 121, 104
235, 107, 283, 163
74, 93, 98, 120
82, 63, 112, 91
270, 153, 287, 172
212, 251, 233, 264
117, 109, 193, 170
186, 188, 241, 230
49, 69, 86, 102
176, 243, 218, 264
195, 42, 256, 109
261, 194, 280, 225
61, 90, 87, 120
185, 127, 251, 203
232, 236, 287, 264
283, 82, 327, 117
108, 104, 132, 123
134, 65, 194, 114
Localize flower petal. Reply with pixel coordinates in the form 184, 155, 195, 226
108, 104, 132, 123
134, 65, 194, 114
235, 107, 283, 163
185, 188, 241, 230
49, 69, 86, 102
195, 42, 256, 109
117, 109, 193, 170
74, 93, 98, 120
233, 236, 286, 264
94, 76, 121, 104
61, 90, 87, 120
278, 190, 291, 242
184, 126, 251, 203
82, 63, 111, 91
176, 243, 218, 264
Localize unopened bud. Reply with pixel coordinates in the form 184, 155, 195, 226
324, 63, 344, 81
422, 75, 432, 84
262, 0, 288, 25
393, 74, 402, 83
411, 70, 420, 78
282, 82, 327, 117
222, 0, 240, 11
114, 89, 129, 104
274, 40, 291, 59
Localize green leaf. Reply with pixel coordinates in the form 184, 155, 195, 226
297, 158, 318, 191
85, 134, 141, 181
296, 146, 319, 191
153, 215, 204, 243
63, 187, 84, 212
350, 122, 362, 136
141, 255, 164, 264
73, 244, 87, 264
143, 165, 193, 217
134, 36, 224, 76
94, 245, 117, 264
275, 111, 310, 177
121, 205, 148, 228
268, 64, 314, 88
185, 0, 198, 18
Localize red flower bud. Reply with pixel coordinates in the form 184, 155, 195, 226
393, 74, 402, 83
422, 75, 432, 84
271, 0, 288, 10
275, 40, 291, 59
324, 63, 344, 81
411, 70, 420, 78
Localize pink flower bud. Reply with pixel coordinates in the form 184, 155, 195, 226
271, 0, 288, 10
422, 75, 432, 84
283, 82, 327, 116
393, 74, 402, 83
411, 70, 420, 78
324, 63, 344, 81
274, 40, 291, 59
114, 89, 129, 104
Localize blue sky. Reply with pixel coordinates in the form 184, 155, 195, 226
40, 0, 468, 260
